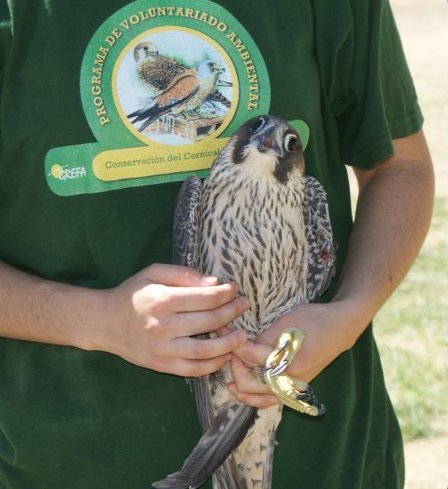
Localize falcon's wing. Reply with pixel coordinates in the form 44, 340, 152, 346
172, 174, 215, 434
172, 175, 202, 268
303, 176, 337, 302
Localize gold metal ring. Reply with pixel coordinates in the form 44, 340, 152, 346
263, 328, 325, 417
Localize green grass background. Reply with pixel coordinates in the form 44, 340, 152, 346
375, 196, 448, 440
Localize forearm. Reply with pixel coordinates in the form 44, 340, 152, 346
0, 260, 103, 349
333, 131, 435, 342
0, 261, 248, 375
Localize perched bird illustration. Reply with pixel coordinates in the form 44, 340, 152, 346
128, 43, 227, 133
133, 42, 188, 96
154, 115, 336, 489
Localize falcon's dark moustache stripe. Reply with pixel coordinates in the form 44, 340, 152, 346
273, 151, 304, 185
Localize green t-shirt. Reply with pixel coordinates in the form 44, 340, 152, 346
0, 1, 422, 488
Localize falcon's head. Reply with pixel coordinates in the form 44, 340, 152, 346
229, 115, 305, 184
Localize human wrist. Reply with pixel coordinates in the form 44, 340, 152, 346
72, 287, 117, 353
328, 293, 375, 350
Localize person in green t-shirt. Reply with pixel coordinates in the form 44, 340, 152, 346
0, 1, 434, 488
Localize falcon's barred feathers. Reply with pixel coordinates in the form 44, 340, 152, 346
303, 178, 337, 302
171, 159, 259, 489
172, 175, 203, 270
154, 115, 336, 489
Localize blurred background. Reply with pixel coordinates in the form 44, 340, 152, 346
357, 1, 447, 488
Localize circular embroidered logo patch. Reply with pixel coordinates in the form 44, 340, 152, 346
80, 0, 270, 146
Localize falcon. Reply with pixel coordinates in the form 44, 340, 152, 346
153, 115, 336, 489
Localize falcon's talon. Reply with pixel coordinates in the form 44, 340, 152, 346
302, 386, 314, 398
295, 385, 316, 403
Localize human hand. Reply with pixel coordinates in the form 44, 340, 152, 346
91, 263, 249, 377
228, 302, 358, 408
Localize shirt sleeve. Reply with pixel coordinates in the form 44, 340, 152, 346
314, 0, 423, 169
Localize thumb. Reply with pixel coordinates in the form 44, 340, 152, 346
144, 263, 219, 287
234, 340, 272, 368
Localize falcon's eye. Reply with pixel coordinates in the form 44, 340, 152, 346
250, 117, 266, 134
284, 133, 299, 153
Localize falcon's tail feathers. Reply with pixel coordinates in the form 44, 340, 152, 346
152, 403, 258, 489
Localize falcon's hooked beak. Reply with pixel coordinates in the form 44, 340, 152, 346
250, 116, 301, 158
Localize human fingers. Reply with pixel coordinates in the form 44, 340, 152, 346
230, 355, 272, 395
149, 353, 233, 378
167, 282, 243, 313
227, 356, 278, 408
170, 296, 250, 336
215, 325, 233, 337
237, 326, 313, 382
144, 263, 219, 287
172, 330, 247, 360
234, 339, 272, 368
